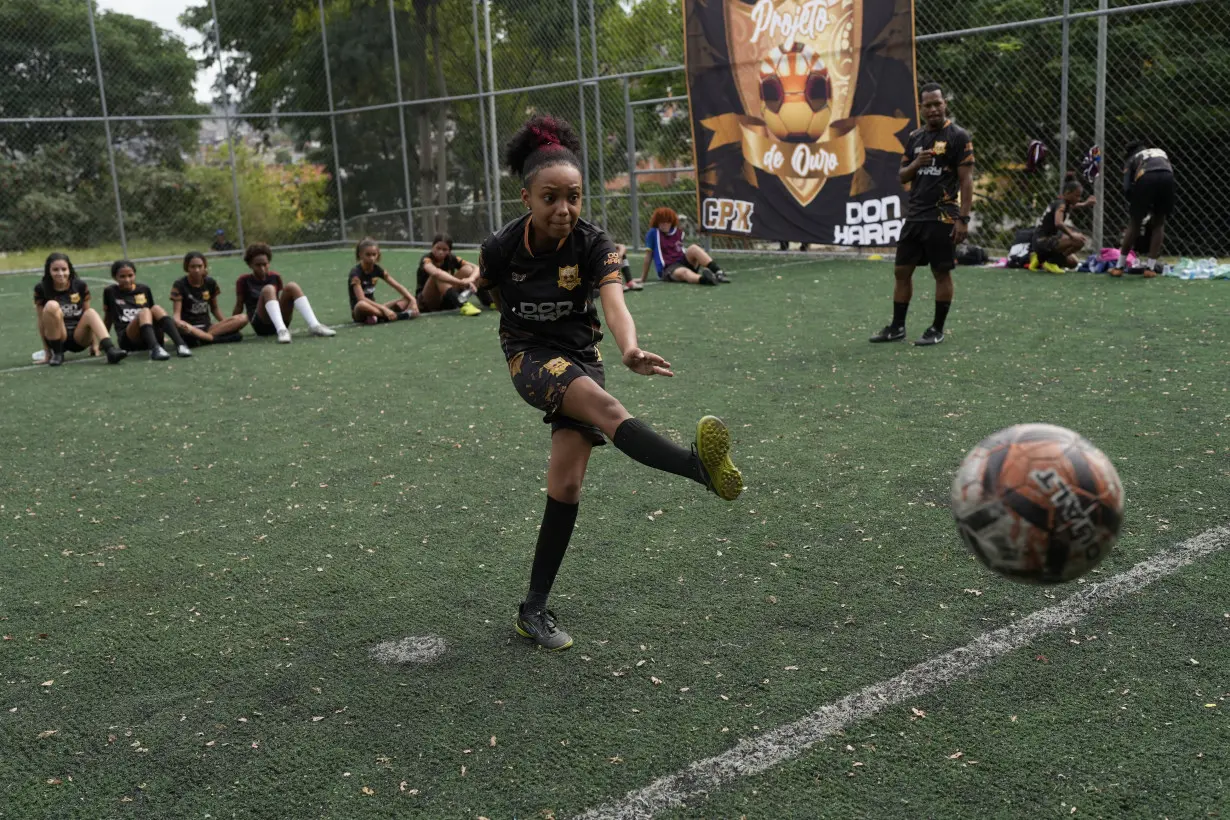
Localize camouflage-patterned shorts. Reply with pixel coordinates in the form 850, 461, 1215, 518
506, 346, 606, 445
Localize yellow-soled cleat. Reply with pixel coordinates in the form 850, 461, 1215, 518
695, 415, 744, 501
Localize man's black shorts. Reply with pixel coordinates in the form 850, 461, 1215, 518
1129, 170, 1175, 222
506, 346, 606, 446
894, 221, 957, 271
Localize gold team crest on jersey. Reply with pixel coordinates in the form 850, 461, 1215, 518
134, 293, 147, 306
557, 265, 580, 291
69, 292, 80, 303
201, 290, 211, 300
931, 141, 947, 156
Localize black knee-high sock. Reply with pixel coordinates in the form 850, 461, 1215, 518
45, 337, 64, 355
621, 262, 632, 283
139, 323, 159, 350
441, 288, 462, 310
612, 418, 706, 484
892, 301, 909, 330
705, 259, 723, 274
932, 300, 951, 332
99, 338, 116, 353
158, 316, 186, 348
525, 496, 580, 608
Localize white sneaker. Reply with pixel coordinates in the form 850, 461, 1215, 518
176, 344, 193, 358
308, 324, 336, 337
276, 328, 292, 344
32, 349, 47, 364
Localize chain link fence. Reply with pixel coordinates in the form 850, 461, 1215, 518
1, 0, 1225, 272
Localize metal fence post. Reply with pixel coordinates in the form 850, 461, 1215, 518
571, 0, 590, 220
1057, 0, 1071, 190
484, 1, 501, 228
318, 0, 347, 242
1092, 0, 1108, 249
472, 0, 494, 234
208, 0, 245, 249
588, 0, 607, 229
85, 0, 127, 258
388, 0, 416, 243
624, 77, 638, 250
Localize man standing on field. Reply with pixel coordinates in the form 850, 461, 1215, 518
869, 82, 974, 347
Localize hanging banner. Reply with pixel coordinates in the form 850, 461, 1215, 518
683, 0, 917, 246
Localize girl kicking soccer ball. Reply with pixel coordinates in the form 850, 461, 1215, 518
104, 260, 192, 360
234, 242, 336, 342
34, 253, 127, 366
478, 115, 744, 651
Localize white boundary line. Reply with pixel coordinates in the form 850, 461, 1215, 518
576, 525, 1230, 820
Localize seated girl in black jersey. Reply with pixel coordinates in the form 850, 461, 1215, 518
1030, 172, 1096, 271
478, 116, 744, 652
103, 260, 192, 361
415, 234, 483, 316
34, 253, 127, 367
233, 242, 336, 343
348, 238, 419, 324
170, 252, 249, 345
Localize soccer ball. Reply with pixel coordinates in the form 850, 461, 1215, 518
758, 43, 833, 144
951, 423, 1124, 584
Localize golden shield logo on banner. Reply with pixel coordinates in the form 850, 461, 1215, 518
699, 0, 906, 208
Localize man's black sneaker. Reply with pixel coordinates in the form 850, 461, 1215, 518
914, 326, 945, 346
515, 603, 573, 651
714, 271, 731, 283
869, 325, 906, 343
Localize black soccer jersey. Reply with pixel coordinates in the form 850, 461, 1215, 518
235, 272, 283, 317
1036, 198, 1065, 239
416, 253, 464, 293
902, 121, 975, 223
348, 263, 387, 309
171, 275, 220, 329
104, 283, 156, 335
34, 279, 90, 333
479, 213, 624, 356
1124, 148, 1172, 194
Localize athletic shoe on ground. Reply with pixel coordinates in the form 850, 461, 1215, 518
714, 271, 731, 283
48, 351, 64, 367
150, 345, 171, 361
276, 328, 292, 344
695, 415, 744, 501
515, 604, 573, 651
176, 344, 193, 358
397, 310, 417, 321
32, 349, 46, 364
1142, 268, 1158, 278
869, 325, 906, 343
1027, 252, 1040, 271
1042, 261, 1065, 275
459, 303, 483, 317
105, 347, 128, 364
1109, 267, 1124, 278
699, 269, 719, 286
914, 326, 945, 346
308, 324, 337, 337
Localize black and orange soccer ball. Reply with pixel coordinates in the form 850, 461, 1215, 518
951, 423, 1124, 584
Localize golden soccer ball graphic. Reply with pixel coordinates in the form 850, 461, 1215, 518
758, 43, 833, 143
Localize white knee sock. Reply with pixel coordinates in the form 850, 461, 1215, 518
293, 296, 321, 328
264, 300, 288, 332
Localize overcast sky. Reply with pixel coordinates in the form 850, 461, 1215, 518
97, 0, 217, 102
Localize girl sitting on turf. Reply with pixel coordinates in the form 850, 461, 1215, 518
415, 233, 483, 316
233, 242, 336, 343
639, 207, 729, 286
34, 252, 127, 367
171, 251, 249, 345
348, 238, 419, 324
103, 260, 192, 360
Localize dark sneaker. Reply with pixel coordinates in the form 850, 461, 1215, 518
515, 604, 573, 651
869, 325, 906, 343
105, 347, 128, 364
914, 326, 945, 346
48, 351, 64, 367
150, 345, 171, 361
397, 310, 417, 321
714, 271, 731, 283
694, 415, 744, 501
699, 269, 719, 286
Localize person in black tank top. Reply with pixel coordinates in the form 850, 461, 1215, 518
33, 252, 128, 367
1031, 172, 1096, 270
478, 115, 744, 652
870, 83, 975, 347
103, 260, 192, 360
170, 252, 249, 346
1111, 140, 1176, 278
